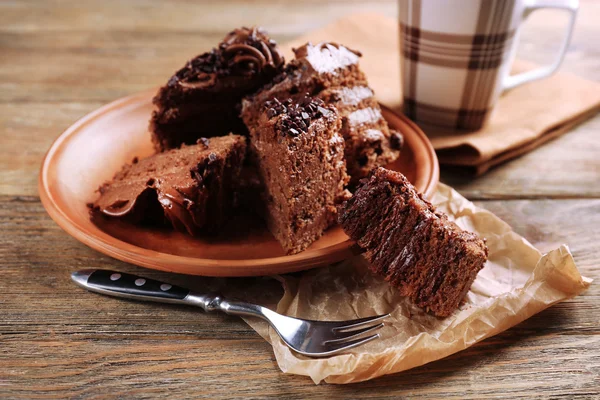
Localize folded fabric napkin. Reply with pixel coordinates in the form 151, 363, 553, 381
285, 14, 600, 175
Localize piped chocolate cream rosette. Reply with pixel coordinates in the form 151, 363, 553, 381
177, 27, 284, 90
151, 27, 284, 151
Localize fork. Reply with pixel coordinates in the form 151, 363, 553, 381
71, 269, 388, 357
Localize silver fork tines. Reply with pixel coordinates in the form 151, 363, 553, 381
258, 310, 389, 357
325, 322, 385, 344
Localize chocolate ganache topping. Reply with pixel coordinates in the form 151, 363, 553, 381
90, 135, 247, 236
92, 160, 207, 236
154, 180, 201, 235
176, 27, 284, 90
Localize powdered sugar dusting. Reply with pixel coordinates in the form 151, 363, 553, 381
363, 129, 384, 142
348, 108, 382, 126
304, 43, 360, 74
333, 86, 373, 105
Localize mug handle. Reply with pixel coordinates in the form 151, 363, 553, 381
503, 0, 578, 91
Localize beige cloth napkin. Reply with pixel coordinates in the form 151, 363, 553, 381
285, 14, 600, 175
242, 183, 591, 384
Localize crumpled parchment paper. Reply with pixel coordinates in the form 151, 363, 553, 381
243, 183, 591, 384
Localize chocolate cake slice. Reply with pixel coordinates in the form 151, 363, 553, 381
338, 168, 488, 317
151, 27, 284, 151
244, 95, 350, 254
90, 135, 246, 235
242, 42, 402, 184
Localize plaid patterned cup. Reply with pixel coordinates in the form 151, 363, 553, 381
399, 0, 578, 130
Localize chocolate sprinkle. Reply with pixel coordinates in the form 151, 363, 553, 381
390, 131, 404, 150
264, 94, 330, 136
196, 137, 210, 148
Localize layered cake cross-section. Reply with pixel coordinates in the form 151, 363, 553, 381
338, 168, 488, 317
151, 27, 284, 151
242, 42, 402, 184
243, 95, 350, 254
90, 135, 246, 235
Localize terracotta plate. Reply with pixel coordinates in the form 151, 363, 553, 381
39, 89, 439, 277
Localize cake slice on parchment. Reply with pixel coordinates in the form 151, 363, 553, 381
90, 135, 246, 235
242, 42, 403, 184
150, 27, 284, 151
242, 94, 350, 254
338, 167, 488, 317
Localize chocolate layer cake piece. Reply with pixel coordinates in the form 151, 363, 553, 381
244, 95, 350, 254
151, 27, 284, 151
90, 135, 246, 235
242, 42, 402, 184
338, 168, 488, 317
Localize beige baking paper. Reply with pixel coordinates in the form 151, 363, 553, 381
243, 183, 591, 384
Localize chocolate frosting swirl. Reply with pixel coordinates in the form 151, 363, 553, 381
222, 27, 284, 74
177, 27, 284, 89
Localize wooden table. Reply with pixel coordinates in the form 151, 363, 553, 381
2, 1, 598, 398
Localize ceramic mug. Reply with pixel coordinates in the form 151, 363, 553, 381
399, 0, 578, 130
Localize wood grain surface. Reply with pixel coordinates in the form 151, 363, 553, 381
1, 0, 599, 398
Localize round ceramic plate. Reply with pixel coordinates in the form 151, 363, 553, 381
39, 89, 439, 277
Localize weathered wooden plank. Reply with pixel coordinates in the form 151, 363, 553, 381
0, 197, 598, 397
1, 2, 598, 104
1, 330, 597, 398
1, 0, 600, 397
0, 0, 395, 34
442, 116, 600, 200
0, 102, 105, 197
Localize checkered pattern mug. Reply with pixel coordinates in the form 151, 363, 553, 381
399, 0, 578, 130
